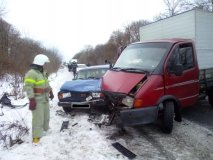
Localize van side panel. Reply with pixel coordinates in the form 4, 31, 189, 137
134, 75, 165, 108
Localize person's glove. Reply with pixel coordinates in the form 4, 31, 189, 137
29, 98, 36, 110
49, 91, 54, 100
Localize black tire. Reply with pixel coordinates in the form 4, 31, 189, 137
62, 107, 72, 113
161, 101, 174, 134
208, 90, 213, 107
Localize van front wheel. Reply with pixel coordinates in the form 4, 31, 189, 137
161, 101, 174, 134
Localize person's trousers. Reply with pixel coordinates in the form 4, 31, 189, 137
32, 101, 50, 138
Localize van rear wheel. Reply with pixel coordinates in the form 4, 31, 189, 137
161, 101, 174, 134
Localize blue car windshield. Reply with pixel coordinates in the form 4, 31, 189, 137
77, 68, 108, 79
114, 42, 171, 72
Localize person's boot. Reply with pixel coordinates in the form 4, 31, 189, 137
33, 138, 40, 144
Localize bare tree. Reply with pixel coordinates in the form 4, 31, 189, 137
0, 19, 11, 76
0, 0, 6, 17
108, 30, 127, 46
74, 20, 150, 65
124, 20, 149, 43
155, 0, 187, 20
182, 0, 213, 12
164, 0, 185, 16
156, 0, 213, 20
0, 18, 62, 81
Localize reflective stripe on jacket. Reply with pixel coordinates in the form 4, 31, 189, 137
24, 68, 51, 102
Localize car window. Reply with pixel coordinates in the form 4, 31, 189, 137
78, 64, 87, 68
76, 68, 108, 79
76, 64, 87, 72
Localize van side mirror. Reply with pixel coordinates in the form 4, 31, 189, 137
173, 64, 183, 76
169, 64, 183, 76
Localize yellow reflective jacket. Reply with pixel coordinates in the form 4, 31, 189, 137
24, 67, 52, 102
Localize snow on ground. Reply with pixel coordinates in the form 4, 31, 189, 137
0, 66, 213, 160
0, 66, 127, 160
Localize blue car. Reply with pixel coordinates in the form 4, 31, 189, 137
58, 64, 109, 113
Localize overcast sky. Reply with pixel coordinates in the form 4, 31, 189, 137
4, 0, 165, 61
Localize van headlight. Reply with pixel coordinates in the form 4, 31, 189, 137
122, 96, 134, 107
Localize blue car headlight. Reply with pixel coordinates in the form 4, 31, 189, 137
58, 92, 71, 99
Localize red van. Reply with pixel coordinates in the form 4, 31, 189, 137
101, 39, 213, 133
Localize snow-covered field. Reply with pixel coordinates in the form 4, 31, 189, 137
0, 67, 213, 160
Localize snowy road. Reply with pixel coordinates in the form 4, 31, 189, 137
95, 112, 213, 160
41, 105, 213, 160
182, 100, 213, 132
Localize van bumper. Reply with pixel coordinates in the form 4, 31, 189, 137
119, 106, 158, 126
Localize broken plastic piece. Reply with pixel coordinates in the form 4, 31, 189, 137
60, 121, 69, 131
112, 142, 136, 159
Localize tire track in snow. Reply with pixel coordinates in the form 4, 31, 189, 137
137, 127, 176, 160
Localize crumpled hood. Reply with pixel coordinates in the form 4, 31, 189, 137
102, 70, 146, 94
60, 79, 101, 92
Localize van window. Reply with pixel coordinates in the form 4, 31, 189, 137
168, 43, 194, 72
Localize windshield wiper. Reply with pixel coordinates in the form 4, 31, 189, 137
111, 67, 122, 71
111, 67, 149, 74
120, 68, 149, 74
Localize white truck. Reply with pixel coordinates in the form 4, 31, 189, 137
140, 9, 213, 70
101, 9, 213, 133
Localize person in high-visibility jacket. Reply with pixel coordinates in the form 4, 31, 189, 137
24, 54, 54, 144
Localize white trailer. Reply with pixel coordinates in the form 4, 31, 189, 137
140, 9, 213, 69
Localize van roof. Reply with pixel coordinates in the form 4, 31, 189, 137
133, 38, 193, 44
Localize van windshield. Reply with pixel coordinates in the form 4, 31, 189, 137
113, 42, 171, 72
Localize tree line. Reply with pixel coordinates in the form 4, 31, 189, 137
0, 18, 62, 78
73, 0, 213, 66
73, 20, 149, 66
0, 2, 62, 79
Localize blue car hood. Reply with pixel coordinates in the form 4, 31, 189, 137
60, 79, 101, 92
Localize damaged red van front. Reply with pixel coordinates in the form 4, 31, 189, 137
101, 40, 199, 133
